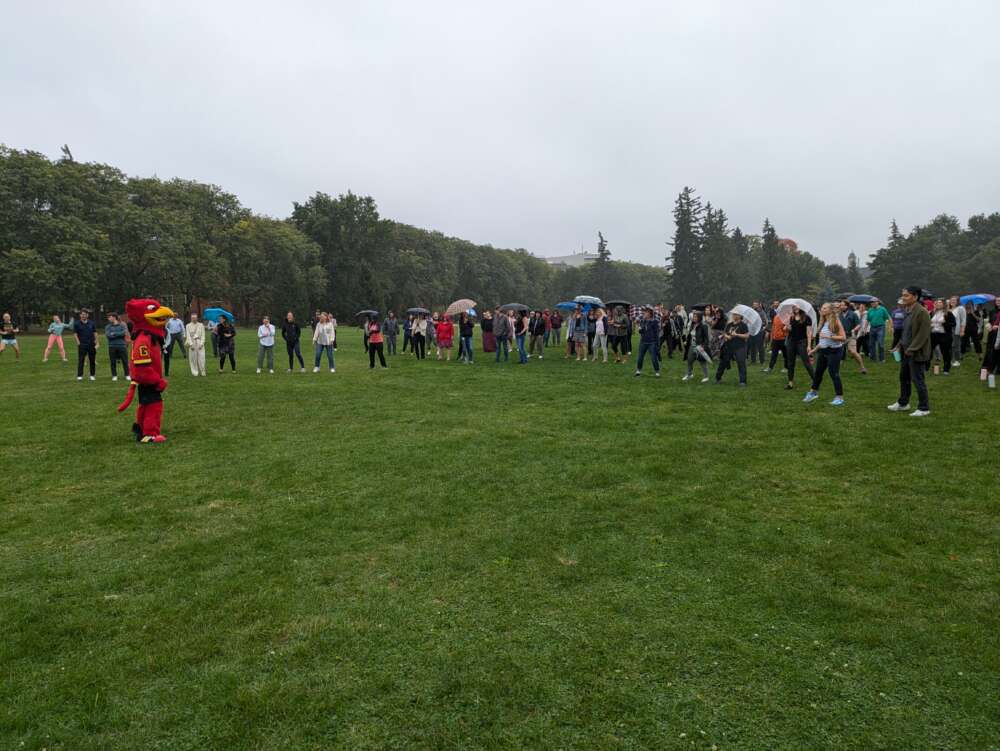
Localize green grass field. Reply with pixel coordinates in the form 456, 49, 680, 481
2, 331, 997, 750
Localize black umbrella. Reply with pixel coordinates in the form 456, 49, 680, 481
691, 303, 711, 311
406, 307, 430, 315
499, 303, 529, 312
605, 300, 631, 308
356, 309, 379, 317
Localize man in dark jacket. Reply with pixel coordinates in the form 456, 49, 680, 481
634, 307, 661, 378
528, 310, 546, 359
888, 286, 932, 416
281, 312, 305, 372
493, 307, 511, 362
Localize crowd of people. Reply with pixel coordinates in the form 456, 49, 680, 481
5, 288, 999, 416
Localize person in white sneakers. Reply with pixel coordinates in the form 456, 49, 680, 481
186, 313, 207, 376
256, 316, 276, 374
949, 296, 966, 367
888, 286, 932, 417
312, 312, 336, 372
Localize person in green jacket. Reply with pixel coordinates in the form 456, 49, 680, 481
865, 298, 891, 362
888, 286, 932, 417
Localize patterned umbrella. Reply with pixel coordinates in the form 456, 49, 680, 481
445, 298, 477, 317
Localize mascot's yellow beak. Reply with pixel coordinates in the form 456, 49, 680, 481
144, 305, 175, 328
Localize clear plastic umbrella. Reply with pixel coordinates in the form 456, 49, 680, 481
776, 298, 817, 329
729, 304, 763, 336
573, 295, 604, 307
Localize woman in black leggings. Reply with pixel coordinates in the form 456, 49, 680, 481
217, 319, 237, 372
785, 308, 814, 390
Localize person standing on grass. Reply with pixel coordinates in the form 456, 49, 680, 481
682, 310, 711, 382
458, 312, 475, 363
255, 316, 276, 374
481, 310, 495, 353
207, 316, 219, 358
748, 301, 767, 365
763, 311, 788, 374
889, 286, 933, 417
73, 309, 98, 381
435, 315, 454, 361
402, 314, 413, 353
0, 312, 21, 361
803, 303, 847, 406
105, 312, 130, 382
529, 310, 546, 359
549, 310, 562, 347
43, 314, 71, 362
367, 316, 387, 369
591, 308, 608, 363
634, 307, 661, 377
571, 309, 588, 362
311, 312, 336, 372
981, 307, 1000, 388
281, 312, 305, 372
929, 299, 955, 375
165, 314, 186, 360
715, 310, 750, 386
838, 301, 868, 375
949, 296, 966, 367
217, 317, 237, 373
515, 311, 529, 364
411, 314, 428, 360
493, 308, 511, 362
866, 297, 890, 361
186, 313, 207, 377
962, 303, 982, 356
608, 305, 628, 363
891, 299, 907, 350
382, 311, 399, 356
785, 307, 814, 390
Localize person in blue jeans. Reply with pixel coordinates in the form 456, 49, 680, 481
515, 312, 529, 364
458, 312, 475, 363
493, 307, 511, 362
634, 307, 661, 377
803, 303, 846, 406
865, 298, 890, 362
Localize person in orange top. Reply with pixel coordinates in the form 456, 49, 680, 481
435, 315, 455, 361
367, 315, 387, 369
764, 313, 788, 373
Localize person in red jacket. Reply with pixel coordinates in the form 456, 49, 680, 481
435, 315, 455, 361
117, 298, 175, 443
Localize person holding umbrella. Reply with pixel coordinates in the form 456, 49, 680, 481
714, 310, 750, 386
802, 303, 847, 406
515, 310, 529, 364
217, 316, 237, 373
785, 307, 815, 390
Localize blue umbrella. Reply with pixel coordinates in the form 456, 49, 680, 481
203, 307, 234, 322
847, 294, 876, 304
959, 293, 995, 305
555, 301, 579, 311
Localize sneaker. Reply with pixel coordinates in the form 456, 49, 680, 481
634, 370, 641, 377
861, 369, 868, 375
256, 368, 262, 374
910, 409, 931, 417
286, 368, 292, 373
300, 367, 305, 373
268, 369, 274, 374
681, 374, 691, 381
737, 382, 747, 388
112, 376, 118, 382
780, 368, 787, 373
655, 372, 661, 378
313, 366, 319, 373
887, 402, 910, 412
126, 376, 131, 381
761, 367, 771, 373
952, 361, 961, 367
803, 390, 819, 403
831, 396, 845, 406
784, 383, 794, 390
77, 376, 83, 381
700, 377, 709, 383
89, 376, 95, 381
330, 368, 336, 373
539, 355, 543, 360
941, 371, 950, 376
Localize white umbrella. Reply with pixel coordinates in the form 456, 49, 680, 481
729, 304, 763, 336
573, 295, 604, 307
776, 298, 817, 329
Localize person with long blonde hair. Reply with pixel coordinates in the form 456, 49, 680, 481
803, 302, 847, 406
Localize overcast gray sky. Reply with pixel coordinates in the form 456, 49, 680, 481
4, 1, 999, 267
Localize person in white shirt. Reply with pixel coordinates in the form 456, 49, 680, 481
185, 313, 207, 376
311, 312, 337, 372
165, 315, 186, 359
949, 296, 966, 367
256, 316, 276, 374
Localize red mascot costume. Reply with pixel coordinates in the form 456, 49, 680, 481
118, 298, 175, 443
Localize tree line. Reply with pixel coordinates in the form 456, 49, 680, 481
3, 147, 997, 328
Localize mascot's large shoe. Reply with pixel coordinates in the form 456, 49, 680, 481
118, 298, 174, 443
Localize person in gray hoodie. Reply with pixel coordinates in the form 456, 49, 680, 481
382, 311, 399, 355
104, 312, 130, 381
493, 306, 511, 362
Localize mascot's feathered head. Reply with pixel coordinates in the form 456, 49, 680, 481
125, 298, 175, 336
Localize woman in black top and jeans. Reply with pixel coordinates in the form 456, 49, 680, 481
715, 312, 750, 386
785, 308, 814, 390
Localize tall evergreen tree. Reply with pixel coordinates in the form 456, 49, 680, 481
755, 218, 793, 300
667, 186, 704, 303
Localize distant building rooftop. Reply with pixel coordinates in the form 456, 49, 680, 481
544, 251, 599, 268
